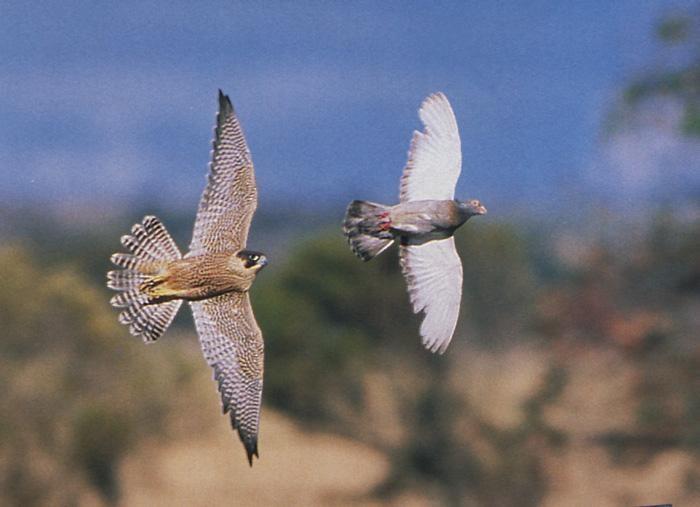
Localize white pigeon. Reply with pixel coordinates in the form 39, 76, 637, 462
343, 92, 486, 353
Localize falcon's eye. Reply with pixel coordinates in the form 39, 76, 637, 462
249, 254, 260, 263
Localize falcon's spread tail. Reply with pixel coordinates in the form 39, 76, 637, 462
343, 200, 394, 261
107, 215, 183, 342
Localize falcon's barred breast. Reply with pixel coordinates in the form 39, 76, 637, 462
107, 90, 267, 465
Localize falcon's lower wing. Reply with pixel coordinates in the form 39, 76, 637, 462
190, 292, 264, 465
399, 237, 463, 354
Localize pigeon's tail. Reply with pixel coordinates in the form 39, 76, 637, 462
106, 215, 183, 343
343, 200, 395, 261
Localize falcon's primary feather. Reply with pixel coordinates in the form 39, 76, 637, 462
343, 92, 487, 353
107, 90, 267, 465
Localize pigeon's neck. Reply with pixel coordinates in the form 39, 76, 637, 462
455, 202, 473, 222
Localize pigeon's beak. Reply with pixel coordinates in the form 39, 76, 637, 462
476, 204, 487, 215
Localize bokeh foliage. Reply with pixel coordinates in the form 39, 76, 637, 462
621, 9, 700, 137
0, 247, 198, 505
255, 222, 536, 429
0, 207, 699, 505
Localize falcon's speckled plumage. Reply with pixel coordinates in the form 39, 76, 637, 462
107, 90, 267, 465
343, 92, 486, 353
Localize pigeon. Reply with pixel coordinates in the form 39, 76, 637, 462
343, 92, 486, 353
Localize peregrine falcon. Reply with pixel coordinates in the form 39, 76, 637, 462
343, 92, 486, 354
107, 90, 266, 465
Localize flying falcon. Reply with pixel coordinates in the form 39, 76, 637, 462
107, 90, 266, 465
343, 92, 486, 354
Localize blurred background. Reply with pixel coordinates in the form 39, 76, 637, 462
2, 1, 700, 506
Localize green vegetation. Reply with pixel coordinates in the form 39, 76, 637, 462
255, 213, 698, 505
0, 247, 199, 505
620, 10, 700, 138
1, 208, 698, 504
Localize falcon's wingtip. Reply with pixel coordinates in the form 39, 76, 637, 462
244, 438, 259, 467
217, 89, 233, 115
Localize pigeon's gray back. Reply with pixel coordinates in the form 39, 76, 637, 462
391, 199, 464, 233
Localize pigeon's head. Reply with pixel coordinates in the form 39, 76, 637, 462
235, 250, 269, 272
460, 199, 487, 217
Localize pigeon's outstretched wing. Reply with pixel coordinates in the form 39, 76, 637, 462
189, 90, 258, 255
399, 237, 463, 354
399, 92, 462, 202
190, 292, 264, 465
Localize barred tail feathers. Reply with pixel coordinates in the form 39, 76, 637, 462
343, 200, 394, 261
107, 215, 183, 342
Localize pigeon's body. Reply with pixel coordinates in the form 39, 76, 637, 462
343, 93, 486, 353
107, 91, 267, 465
380, 199, 471, 245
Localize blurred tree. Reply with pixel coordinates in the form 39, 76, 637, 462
457, 223, 536, 345
255, 224, 542, 504
618, 9, 700, 137
256, 223, 535, 426
0, 246, 197, 505
253, 232, 418, 430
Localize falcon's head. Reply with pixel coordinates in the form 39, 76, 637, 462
236, 250, 269, 272
460, 199, 487, 217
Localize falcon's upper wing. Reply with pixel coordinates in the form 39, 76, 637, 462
399, 92, 462, 202
399, 237, 463, 354
189, 90, 257, 255
190, 292, 264, 465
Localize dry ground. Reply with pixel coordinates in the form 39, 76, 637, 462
73, 343, 700, 506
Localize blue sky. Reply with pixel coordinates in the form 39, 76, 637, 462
1, 1, 698, 220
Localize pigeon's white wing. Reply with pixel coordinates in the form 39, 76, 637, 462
399, 93, 462, 202
399, 237, 463, 353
